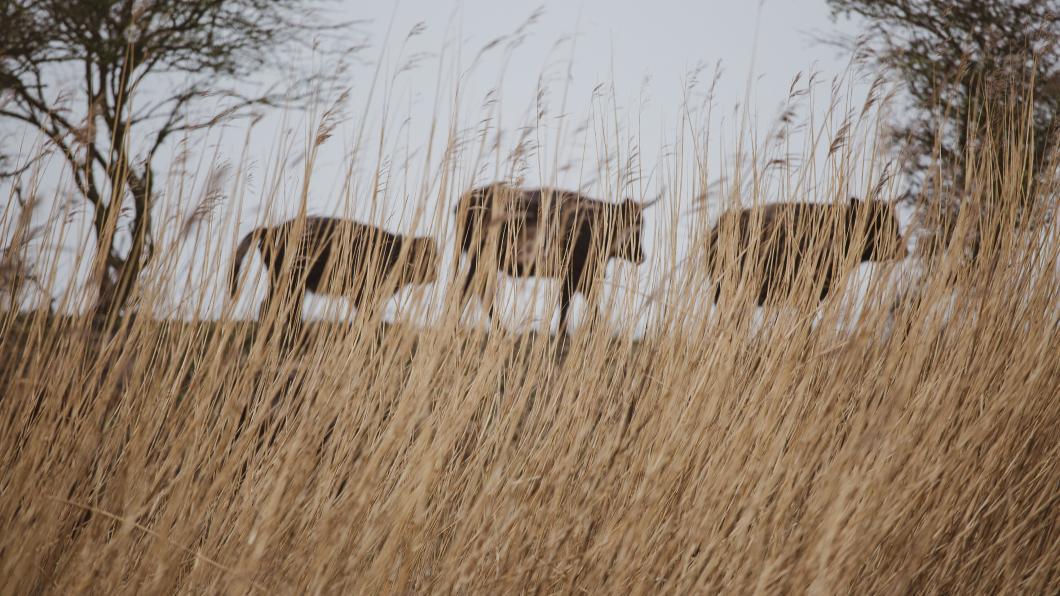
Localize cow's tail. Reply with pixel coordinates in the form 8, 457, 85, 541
703, 227, 720, 272
229, 227, 264, 298
452, 192, 475, 271
453, 190, 490, 307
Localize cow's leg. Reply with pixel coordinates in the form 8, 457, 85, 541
458, 256, 480, 318
559, 263, 595, 337
756, 281, 770, 307
561, 229, 597, 335
256, 266, 294, 350
710, 268, 726, 304
818, 270, 834, 302
288, 285, 306, 326
461, 256, 499, 326
707, 250, 723, 304
482, 274, 498, 323
276, 283, 307, 352
557, 280, 575, 336
475, 258, 503, 325
263, 265, 307, 342
260, 263, 294, 323
270, 278, 298, 328
259, 269, 277, 322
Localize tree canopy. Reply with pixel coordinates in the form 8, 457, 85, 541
0, 0, 354, 319
827, 0, 1060, 201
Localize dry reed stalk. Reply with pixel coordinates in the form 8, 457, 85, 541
0, 57, 1057, 595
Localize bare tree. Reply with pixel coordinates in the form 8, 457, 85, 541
826, 1, 1060, 209
0, 0, 355, 321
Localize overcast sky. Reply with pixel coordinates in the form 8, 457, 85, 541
202, 0, 869, 324
239, 0, 861, 226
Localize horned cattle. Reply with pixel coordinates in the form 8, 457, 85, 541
454, 183, 653, 334
704, 197, 907, 305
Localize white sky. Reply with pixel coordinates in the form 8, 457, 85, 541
225, 0, 861, 221
293, 0, 858, 213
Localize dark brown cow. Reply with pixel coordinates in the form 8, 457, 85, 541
705, 197, 906, 305
230, 216, 439, 322
454, 183, 652, 334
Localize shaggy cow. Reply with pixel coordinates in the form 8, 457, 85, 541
704, 197, 907, 305
454, 183, 653, 334
230, 216, 439, 322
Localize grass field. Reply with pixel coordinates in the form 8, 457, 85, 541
1, 68, 1059, 593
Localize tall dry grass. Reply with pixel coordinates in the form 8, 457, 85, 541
1, 47, 1058, 594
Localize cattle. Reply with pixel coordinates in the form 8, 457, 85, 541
229, 216, 439, 323
704, 197, 907, 305
454, 183, 653, 334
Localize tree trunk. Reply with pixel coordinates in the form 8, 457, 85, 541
93, 167, 154, 327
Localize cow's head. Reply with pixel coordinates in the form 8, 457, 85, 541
848, 197, 907, 262
610, 198, 653, 265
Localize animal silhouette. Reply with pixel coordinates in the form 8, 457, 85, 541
230, 216, 439, 324
704, 198, 906, 305
454, 183, 653, 334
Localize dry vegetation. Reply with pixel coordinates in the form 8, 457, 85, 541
1, 49, 1059, 594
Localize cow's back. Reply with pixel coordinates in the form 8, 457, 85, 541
457, 185, 578, 274
263, 217, 402, 293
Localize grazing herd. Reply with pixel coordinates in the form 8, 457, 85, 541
230, 184, 908, 333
